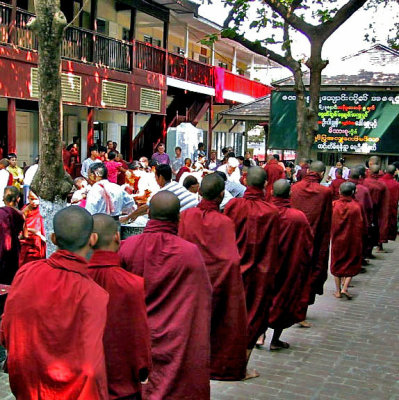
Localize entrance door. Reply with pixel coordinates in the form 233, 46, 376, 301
16, 111, 36, 166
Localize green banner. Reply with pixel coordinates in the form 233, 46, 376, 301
270, 91, 399, 154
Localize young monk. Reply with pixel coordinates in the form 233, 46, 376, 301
330, 167, 346, 201
89, 214, 152, 400
380, 165, 399, 241
331, 182, 364, 299
1, 206, 109, 399
179, 173, 247, 381
119, 191, 212, 400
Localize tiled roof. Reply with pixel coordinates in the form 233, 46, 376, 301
218, 95, 270, 120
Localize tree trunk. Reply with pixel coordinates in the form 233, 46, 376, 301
30, 0, 72, 201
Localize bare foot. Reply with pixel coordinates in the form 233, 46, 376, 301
242, 369, 260, 380
341, 291, 352, 300
270, 340, 290, 351
334, 291, 342, 298
255, 333, 265, 348
298, 320, 312, 328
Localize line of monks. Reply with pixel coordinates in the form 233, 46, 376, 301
1, 154, 398, 400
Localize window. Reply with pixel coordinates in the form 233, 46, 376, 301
200, 47, 208, 56
218, 62, 228, 70
173, 46, 185, 56
122, 28, 130, 42
199, 55, 209, 64
144, 35, 161, 47
97, 18, 108, 35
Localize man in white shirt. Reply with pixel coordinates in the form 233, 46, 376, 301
80, 145, 99, 179
0, 159, 12, 207
85, 162, 135, 217
23, 157, 39, 204
217, 157, 241, 183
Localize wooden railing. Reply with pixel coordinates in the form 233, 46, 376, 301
224, 70, 272, 98
134, 40, 166, 75
0, 2, 11, 43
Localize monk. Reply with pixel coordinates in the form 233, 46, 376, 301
268, 179, 314, 349
0, 186, 24, 284
88, 214, 152, 400
380, 165, 399, 241
330, 167, 346, 200
1, 206, 109, 399
224, 167, 280, 359
291, 161, 332, 308
119, 191, 212, 400
264, 154, 284, 201
295, 158, 309, 182
19, 191, 46, 267
331, 182, 364, 299
363, 164, 390, 252
179, 173, 247, 381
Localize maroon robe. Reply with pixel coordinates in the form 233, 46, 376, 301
380, 173, 399, 241
264, 159, 285, 202
330, 177, 346, 201
296, 164, 309, 182
119, 220, 212, 400
224, 186, 280, 348
0, 206, 24, 284
0, 250, 109, 400
88, 250, 152, 400
179, 199, 247, 381
363, 173, 390, 244
268, 197, 314, 329
291, 172, 332, 302
331, 197, 364, 277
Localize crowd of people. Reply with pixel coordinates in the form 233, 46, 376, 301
0, 140, 398, 399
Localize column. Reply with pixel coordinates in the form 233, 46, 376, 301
250, 54, 255, 80
127, 111, 134, 162
184, 25, 189, 58
232, 47, 237, 74
163, 19, 169, 50
211, 42, 215, 66
7, 98, 17, 154
207, 97, 213, 156
8, 0, 17, 44
87, 107, 94, 154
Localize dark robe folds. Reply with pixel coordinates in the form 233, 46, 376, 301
330, 177, 346, 201
224, 186, 280, 349
179, 199, 247, 381
331, 197, 364, 277
291, 172, 332, 302
119, 220, 212, 400
264, 159, 285, 202
269, 197, 314, 329
380, 173, 399, 241
88, 250, 152, 400
1, 250, 109, 400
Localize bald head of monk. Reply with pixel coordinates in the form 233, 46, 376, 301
266, 154, 274, 162
356, 164, 366, 178
299, 158, 308, 167
386, 164, 396, 176
349, 167, 360, 180
310, 161, 326, 179
247, 166, 267, 189
92, 213, 120, 251
370, 164, 380, 175
368, 155, 381, 167
149, 191, 180, 222
200, 173, 225, 203
52, 206, 97, 256
340, 181, 356, 197
273, 179, 291, 199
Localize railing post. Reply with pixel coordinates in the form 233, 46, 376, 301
8, 0, 17, 45
165, 47, 168, 77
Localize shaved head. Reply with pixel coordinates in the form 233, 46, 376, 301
349, 167, 360, 180
267, 154, 274, 161
369, 155, 381, 167
53, 206, 93, 252
93, 213, 120, 250
386, 164, 396, 175
340, 181, 356, 197
149, 191, 180, 222
200, 173, 225, 200
356, 164, 366, 178
273, 179, 291, 198
247, 166, 267, 188
370, 164, 380, 174
310, 161, 326, 173
0, 158, 9, 168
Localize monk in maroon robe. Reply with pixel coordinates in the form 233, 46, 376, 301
380, 165, 399, 241
120, 191, 212, 400
89, 214, 152, 400
0, 186, 24, 285
1, 206, 109, 399
179, 173, 247, 381
224, 167, 280, 354
264, 155, 284, 202
331, 182, 364, 299
363, 164, 390, 251
295, 158, 309, 182
268, 179, 314, 349
330, 168, 346, 201
291, 161, 332, 306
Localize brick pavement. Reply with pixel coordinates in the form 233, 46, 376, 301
0, 241, 398, 399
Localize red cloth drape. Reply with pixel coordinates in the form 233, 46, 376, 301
380, 173, 399, 241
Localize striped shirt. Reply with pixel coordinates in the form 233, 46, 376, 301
161, 181, 198, 211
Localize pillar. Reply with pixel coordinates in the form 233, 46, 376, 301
87, 107, 94, 154
211, 42, 215, 66
7, 98, 16, 154
232, 47, 237, 74
184, 25, 189, 58
163, 19, 169, 50
8, 0, 17, 44
250, 54, 255, 80
207, 97, 213, 156
127, 111, 134, 162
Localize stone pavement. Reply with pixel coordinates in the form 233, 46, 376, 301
0, 241, 398, 400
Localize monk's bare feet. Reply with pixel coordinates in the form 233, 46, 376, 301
341, 290, 352, 300
270, 340, 290, 351
255, 333, 265, 348
334, 291, 342, 298
298, 320, 312, 328
242, 369, 260, 380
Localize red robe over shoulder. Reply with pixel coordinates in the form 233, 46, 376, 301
19, 205, 46, 267
331, 197, 364, 277
0, 206, 24, 284
264, 159, 285, 202
0, 250, 109, 400
88, 250, 152, 400
291, 172, 332, 302
119, 220, 212, 400
363, 173, 390, 244
224, 186, 280, 349
179, 199, 247, 381
380, 173, 399, 240
268, 197, 314, 329
330, 177, 346, 201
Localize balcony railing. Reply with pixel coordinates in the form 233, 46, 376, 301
134, 41, 165, 75
224, 70, 271, 98
0, 2, 10, 43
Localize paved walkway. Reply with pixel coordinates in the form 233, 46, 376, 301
1, 241, 398, 400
